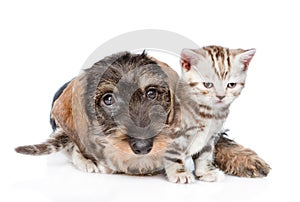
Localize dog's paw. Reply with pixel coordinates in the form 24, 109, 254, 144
73, 156, 100, 173
196, 169, 224, 182
168, 171, 195, 184
71, 146, 99, 173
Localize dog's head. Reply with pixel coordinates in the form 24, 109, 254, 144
89, 51, 174, 155
52, 52, 178, 162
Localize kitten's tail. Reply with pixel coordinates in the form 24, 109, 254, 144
15, 130, 71, 155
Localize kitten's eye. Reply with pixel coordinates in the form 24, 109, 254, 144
102, 93, 115, 106
203, 82, 214, 89
227, 83, 237, 88
146, 89, 157, 100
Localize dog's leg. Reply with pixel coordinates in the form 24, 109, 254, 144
70, 145, 100, 173
214, 134, 271, 177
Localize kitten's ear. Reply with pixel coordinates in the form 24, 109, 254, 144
235, 48, 256, 71
180, 48, 204, 71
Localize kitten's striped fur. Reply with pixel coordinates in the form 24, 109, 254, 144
163, 45, 256, 183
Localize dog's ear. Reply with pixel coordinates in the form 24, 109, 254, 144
150, 57, 179, 124
51, 74, 89, 150
51, 79, 76, 136
71, 73, 90, 140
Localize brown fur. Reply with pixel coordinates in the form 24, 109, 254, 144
201, 90, 209, 95
214, 135, 271, 177
51, 80, 76, 140
51, 78, 87, 154
189, 82, 199, 87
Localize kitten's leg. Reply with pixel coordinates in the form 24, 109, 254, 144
214, 134, 271, 177
164, 148, 195, 184
193, 144, 224, 182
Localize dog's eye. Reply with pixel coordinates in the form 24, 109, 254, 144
146, 89, 157, 100
102, 93, 115, 106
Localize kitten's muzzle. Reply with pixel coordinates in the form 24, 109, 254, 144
129, 137, 153, 155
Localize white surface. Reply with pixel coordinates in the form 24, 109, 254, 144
1, 0, 299, 201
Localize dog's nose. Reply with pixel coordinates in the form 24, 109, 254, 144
130, 139, 153, 155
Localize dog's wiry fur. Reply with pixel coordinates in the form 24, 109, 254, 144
215, 134, 270, 177
15, 52, 270, 178
15, 130, 71, 155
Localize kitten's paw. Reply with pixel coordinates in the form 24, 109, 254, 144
196, 169, 224, 182
168, 171, 195, 184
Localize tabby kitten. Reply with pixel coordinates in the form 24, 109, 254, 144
164, 45, 256, 183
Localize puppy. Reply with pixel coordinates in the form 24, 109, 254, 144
15, 52, 270, 177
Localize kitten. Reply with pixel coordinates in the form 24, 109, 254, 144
163, 45, 256, 183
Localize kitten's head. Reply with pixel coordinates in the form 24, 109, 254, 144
180, 45, 255, 108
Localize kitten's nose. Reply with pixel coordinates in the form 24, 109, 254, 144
216, 95, 225, 100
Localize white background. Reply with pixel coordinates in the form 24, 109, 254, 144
1, 0, 299, 201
